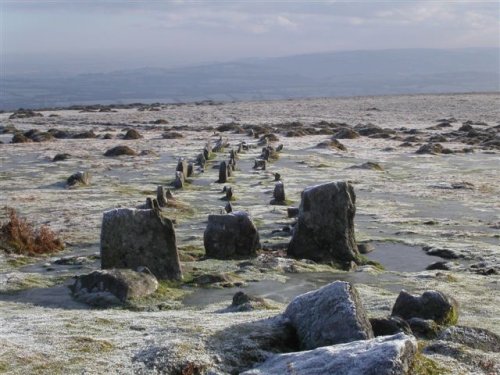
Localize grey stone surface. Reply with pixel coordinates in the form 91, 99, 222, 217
204, 211, 259, 259
270, 181, 285, 205
242, 333, 417, 375
71, 268, 158, 307
100, 208, 182, 280
391, 290, 459, 326
284, 281, 373, 350
218, 161, 228, 183
66, 171, 91, 187
288, 181, 360, 264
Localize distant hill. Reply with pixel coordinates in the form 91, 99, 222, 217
1, 48, 498, 110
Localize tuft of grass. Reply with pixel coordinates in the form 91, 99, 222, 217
411, 342, 450, 375
69, 336, 114, 354
0, 207, 64, 256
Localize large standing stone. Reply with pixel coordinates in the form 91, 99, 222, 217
101, 208, 182, 280
204, 211, 260, 259
288, 181, 360, 264
270, 181, 285, 205
176, 158, 188, 177
241, 333, 417, 375
284, 281, 373, 350
391, 290, 459, 326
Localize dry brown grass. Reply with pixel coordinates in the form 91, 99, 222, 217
0, 207, 64, 255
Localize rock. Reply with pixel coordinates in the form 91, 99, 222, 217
422, 246, 460, 259
273, 172, 281, 181
284, 281, 373, 349
11, 133, 31, 143
223, 186, 233, 201
370, 316, 412, 337
416, 143, 452, 155
24, 129, 55, 142
437, 326, 500, 352
218, 161, 228, 183
204, 211, 260, 259
223, 291, 269, 312
253, 159, 266, 170
187, 163, 194, 177
354, 123, 385, 136
196, 153, 206, 167
157, 185, 168, 207
288, 181, 360, 265
104, 145, 137, 157
53, 153, 71, 162
173, 171, 184, 189
349, 161, 384, 171
332, 128, 360, 139
391, 290, 459, 326
357, 243, 374, 254
287, 207, 299, 218
406, 317, 442, 339
71, 268, 158, 307
270, 182, 285, 205
426, 261, 452, 270
224, 202, 232, 213
9, 109, 43, 119
176, 159, 188, 178
162, 131, 184, 139
316, 139, 346, 150
100, 208, 182, 280
242, 333, 417, 375
66, 171, 91, 187
72, 130, 97, 139
123, 129, 143, 139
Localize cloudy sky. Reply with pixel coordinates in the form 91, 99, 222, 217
1, 0, 499, 75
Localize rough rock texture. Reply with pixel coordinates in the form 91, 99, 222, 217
284, 281, 373, 350
370, 316, 412, 337
242, 333, 417, 375
66, 171, 91, 187
270, 181, 286, 205
104, 145, 137, 157
71, 268, 158, 307
288, 181, 360, 264
391, 290, 459, 326
100, 208, 182, 280
123, 129, 143, 140
204, 211, 260, 259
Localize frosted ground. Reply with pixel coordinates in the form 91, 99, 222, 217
0, 93, 499, 374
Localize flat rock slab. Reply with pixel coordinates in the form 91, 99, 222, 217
284, 281, 373, 350
101, 208, 182, 280
71, 268, 158, 307
288, 181, 360, 264
242, 333, 417, 375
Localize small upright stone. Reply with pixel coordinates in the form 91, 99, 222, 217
187, 162, 194, 177
157, 185, 168, 207
100, 208, 182, 280
176, 158, 188, 177
173, 171, 184, 189
204, 211, 260, 259
270, 181, 286, 205
288, 181, 360, 265
218, 161, 228, 183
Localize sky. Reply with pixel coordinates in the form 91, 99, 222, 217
1, 0, 499, 75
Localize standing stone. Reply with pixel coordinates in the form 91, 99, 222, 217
173, 171, 184, 189
100, 208, 182, 280
204, 211, 260, 259
225, 202, 233, 213
270, 181, 286, 205
196, 153, 206, 167
67, 171, 91, 187
187, 162, 194, 177
274, 172, 281, 181
288, 181, 360, 264
176, 158, 188, 177
218, 161, 228, 183
157, 185, 168, 207
284, 281, 374, 350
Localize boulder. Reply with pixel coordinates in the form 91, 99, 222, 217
204, 211, 260, 259
333, 128, 360, 139
100, 208, 182, 280
71, 268, 158, 307
66, 171, 91, 187
104, 145, 137, 157
242, 333, 417, 375
391, 290, 459, 326
53, 153, 71, 162
288, 181, 360, 264
162, 131, 184, 139
284, 281, 373, 350
123, 129, 143, 140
